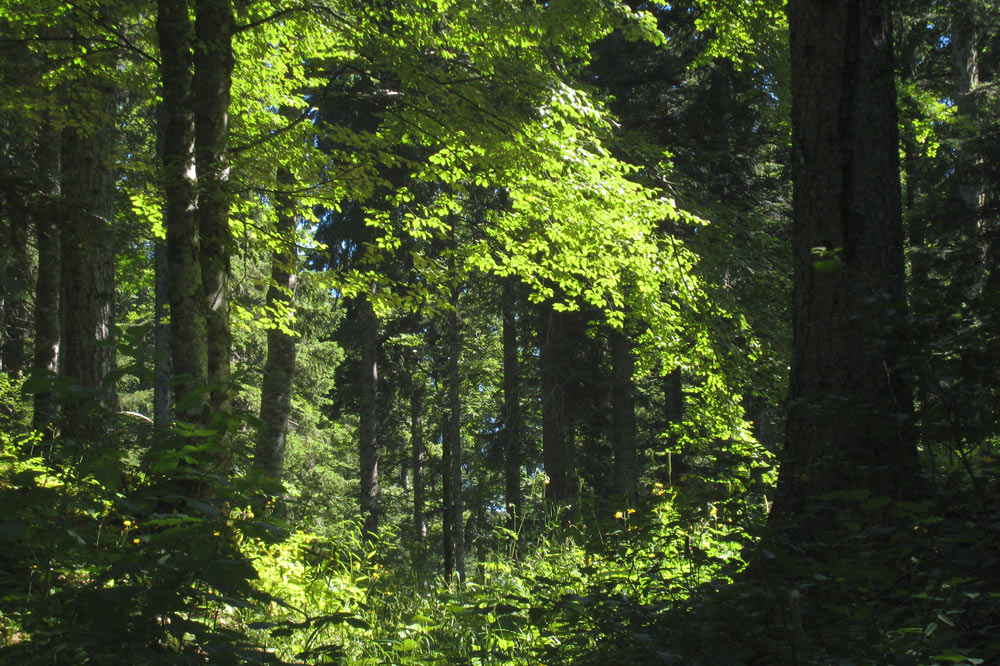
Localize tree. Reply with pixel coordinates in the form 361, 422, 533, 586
192, 0, 234, 421
501, 279, 524, 535
59, 22, 118, 441
610, 325, 638, 507
770, 0, 917, 522
157, 0, 206, 425
32, 119, 61, 432
254, 171, 299, 482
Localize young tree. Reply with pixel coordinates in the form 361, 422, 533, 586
501, 279, 524, 534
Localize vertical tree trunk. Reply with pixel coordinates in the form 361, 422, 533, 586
193, 0, 234, 419
443, 275, 465, 580
359, 286, 380, 540
540, 303, 574, 503
32, 120, 61, 432
772, 0, 916, 522
157, 0, 206, 424
501, 280, 523, 535
153, 242, 172, 428
255, 175, 298, 481
950, 4, 982, 230
663, 367, 684, 487
1, 208, 31, 376
610, 327, 637, 507
60, 74, 117, 441
411, 377, 427, 541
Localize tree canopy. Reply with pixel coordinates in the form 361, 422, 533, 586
2, 0, 999, 664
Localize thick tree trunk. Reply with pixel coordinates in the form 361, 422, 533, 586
157, 0, 207, 423
193, 0, 234, 419
359, 286, 380, 540
255, 178, 298, 481
771, 0, 916, 521
32, 120, 61, 432
443, 277, 465, 579
501, 281, 523, 534
540, 303, 574, 503
610, 327, 637, 507
60, 76, 117, 441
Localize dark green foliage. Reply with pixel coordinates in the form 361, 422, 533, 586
0, 381, 290, 664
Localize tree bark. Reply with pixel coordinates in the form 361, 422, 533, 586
1, 205, 31, 376
32, 119, 61, 432
255, 175, 298, 481
610, 326, 637, 507
771, 0, 917, 522
193, 0, 234, 419
153, 241, 172, 429
443, 272, 465, 580
60, 72, 117, 441
411, 376, 427, 541
501, 280, 523, 535
359, 285, 380, 540
663, 367, 684, 487
540, 303, 574, 503
157, 0, 207, 423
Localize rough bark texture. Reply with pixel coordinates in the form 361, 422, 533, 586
771, 0, 917, 521
501, 281, 523, 534
255, 179, 298, 481
540, 304, 574, 503
60, 75, 117, 441
193, 0, 234, 418
610, 327, 637, 507
359, 288, 380, 540
157, 0, 207, 423
32, 120, 61, 432
442, 280, 465, 580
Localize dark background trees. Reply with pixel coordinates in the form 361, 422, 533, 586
2, 0, 1000, 664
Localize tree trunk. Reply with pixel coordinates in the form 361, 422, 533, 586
255, 175, 298, 481
610, 326, 637, 507
359, 286, 380, 540
193, 0, 234, 419
411, 377, 427, 541
501, 280, 523, 534
157, 0, 207, 424
32, 119, 61, 432
443, 276, 465, 579
950, 4, 982, 233
540, 303, 574, 503
663, 367, 684, 487
1, 208, 31, 376
771, 0, 917, 522
60, 74, 117, 441
153, 241, 172, 429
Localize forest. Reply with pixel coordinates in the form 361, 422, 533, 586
1, 0, 998, 664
